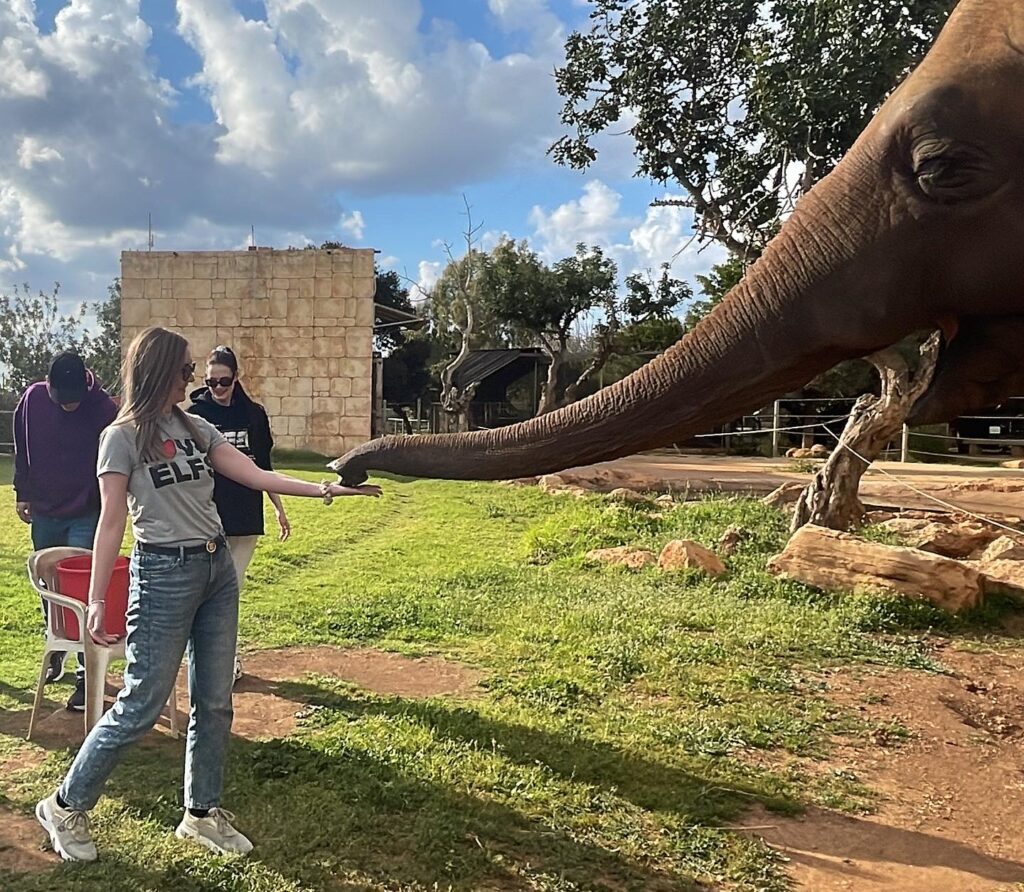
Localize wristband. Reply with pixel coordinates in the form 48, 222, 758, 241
89, 600, 105, 606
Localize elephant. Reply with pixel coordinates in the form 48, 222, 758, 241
331, 0, 1024, 486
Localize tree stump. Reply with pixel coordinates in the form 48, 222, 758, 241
791, 332, 941, 533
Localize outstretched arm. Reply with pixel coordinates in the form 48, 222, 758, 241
209, 442, 381, 499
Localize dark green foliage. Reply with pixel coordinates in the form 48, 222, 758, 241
553, 0, 955, 256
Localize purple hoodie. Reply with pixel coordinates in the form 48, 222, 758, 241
13, 372, 118, 518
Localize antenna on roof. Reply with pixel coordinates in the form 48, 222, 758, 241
147, 213, 154, 252
250, 224, 256, 248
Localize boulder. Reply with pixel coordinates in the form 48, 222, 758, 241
1000, 459, 1024, 470
974, 559, 1024, 595
654, 494, 675, 507
658, 540, 727, 576
585, 546, 658, 569
608, 487, 650, 504
786, 447, 815, 459
538, 474, 567, 493
761, 482, 807, 509
809, 443, 830, 457
550, 486, 591, 499
768, 524, 984, 612
879, 518, 1000, 558
979, 536, 1024, 563
718, 525, 751, 556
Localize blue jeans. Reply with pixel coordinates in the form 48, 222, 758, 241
32, 512, 99, 678
58, 543, 239, 812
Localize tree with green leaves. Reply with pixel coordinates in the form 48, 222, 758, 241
565, 263, 690, 403
552, 0, 954, 259
482, 239, 618, 414
82, 279, 122, 393
0, 284, 87, 396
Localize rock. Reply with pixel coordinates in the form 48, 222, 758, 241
654, 494, 675, 507
658, 540, 726, 576
608, 487, 650, 503
917, 522, 1001, 559
809, 443, 830, 457
880, 519, 1000, 559
550, 486, 591, 499
718, 525, 751, 555
1000, 459, 1024, 469
863, 510, 896, 525
974, 559, 1024, 595
786, 447, 815, 459
538, 474, 567, 493
761, 482, 806, 509
979, 536, 1024, 562
585, 547, 658, 569
767, 524, 984, 612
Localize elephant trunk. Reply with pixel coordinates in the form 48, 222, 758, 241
333, 158, 920, 485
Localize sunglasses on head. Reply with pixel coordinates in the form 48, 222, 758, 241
181, 361, 196, 382
205, 376, 235, 389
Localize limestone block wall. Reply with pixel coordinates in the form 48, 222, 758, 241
120, 248, 375, 456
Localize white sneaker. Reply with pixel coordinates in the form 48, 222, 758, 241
176, 808, 253, 855
36, 792, 97, 862
233, 656, 242, 686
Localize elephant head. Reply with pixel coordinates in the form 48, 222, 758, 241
332, 0, 1024, 485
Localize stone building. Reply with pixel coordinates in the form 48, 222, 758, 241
120, 247, 375, 456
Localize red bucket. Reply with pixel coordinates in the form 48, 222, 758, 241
56, 555, 131, 640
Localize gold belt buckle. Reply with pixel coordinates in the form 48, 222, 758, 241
206, 539, 217, 553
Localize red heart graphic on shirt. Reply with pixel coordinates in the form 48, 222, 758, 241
162, 439, 176, 458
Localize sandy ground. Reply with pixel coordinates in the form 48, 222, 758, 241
739, 645, 1024, 891
563, 453, 1024, 519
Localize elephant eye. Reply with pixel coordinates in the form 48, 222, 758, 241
912, 146, 993, 203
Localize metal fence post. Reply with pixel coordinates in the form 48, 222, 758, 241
901, 424, 910, 462
771, 400, 781, 458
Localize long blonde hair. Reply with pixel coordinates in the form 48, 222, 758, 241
115, 327, 206, 462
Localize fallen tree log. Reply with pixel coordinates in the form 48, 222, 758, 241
768, 523, 984, 612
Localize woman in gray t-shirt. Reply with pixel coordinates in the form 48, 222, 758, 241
35, 327, 381, 863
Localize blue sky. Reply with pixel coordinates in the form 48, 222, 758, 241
1, 1, 723, 317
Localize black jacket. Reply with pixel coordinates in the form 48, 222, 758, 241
187, 386, 274, 536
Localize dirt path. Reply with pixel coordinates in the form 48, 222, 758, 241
0, 646, 481, 871
562, 453, 1024, 519
741, 646, 1024, 891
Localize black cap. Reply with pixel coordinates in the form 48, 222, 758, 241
47, 352, 88, 405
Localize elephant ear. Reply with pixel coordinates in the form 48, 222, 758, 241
909, 316, 1024, 425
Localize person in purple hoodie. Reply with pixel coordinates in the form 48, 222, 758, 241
14, 352, 118, 711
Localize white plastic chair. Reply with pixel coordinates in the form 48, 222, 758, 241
26, 547, 180, 741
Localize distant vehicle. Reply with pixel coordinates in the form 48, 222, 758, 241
951, 396, 1024, 456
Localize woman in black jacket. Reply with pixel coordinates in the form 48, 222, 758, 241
187, 345, 290, 683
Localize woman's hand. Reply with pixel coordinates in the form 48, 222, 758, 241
276, 508, 291, 541
329, 483, 383, 499
87, 602, 118, 646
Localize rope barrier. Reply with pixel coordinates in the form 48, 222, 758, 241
819, 424, 1024, 541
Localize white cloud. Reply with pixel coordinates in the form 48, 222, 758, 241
528, 181, 627, 260
0, 0, 569, 303
415, 259, 443, 294
17, 137, 63, 169
529, 179, 727, 282
340, 210, 365, 241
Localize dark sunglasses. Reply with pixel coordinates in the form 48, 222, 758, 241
181, 361, 196, 382
205, 376, 235, 389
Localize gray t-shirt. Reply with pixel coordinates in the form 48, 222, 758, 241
97, 413, 227, 545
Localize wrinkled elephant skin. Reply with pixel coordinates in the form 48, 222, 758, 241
332, 0, 1024, 485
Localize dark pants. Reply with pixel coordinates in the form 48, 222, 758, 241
32, 512, 99, 679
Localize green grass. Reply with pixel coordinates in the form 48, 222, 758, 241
0, 454, 1018, 891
